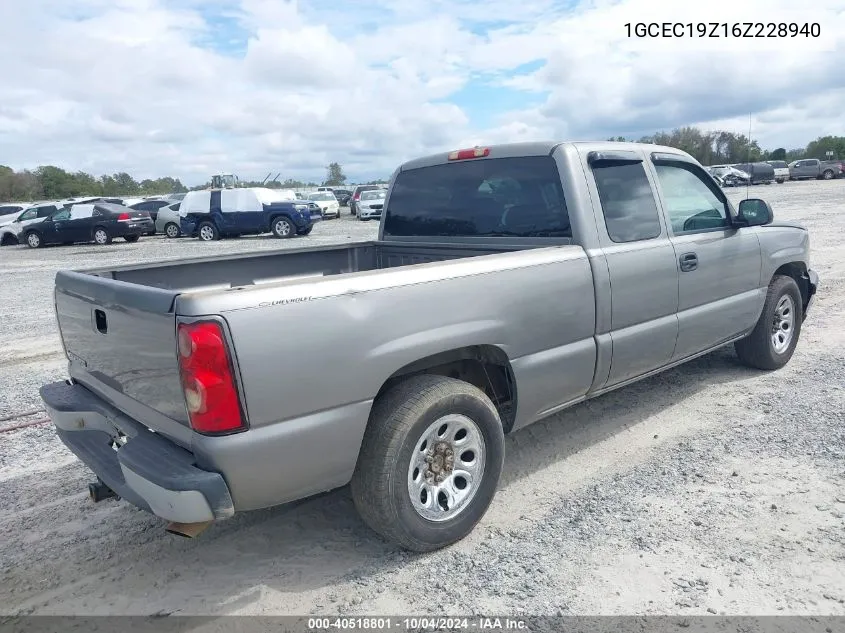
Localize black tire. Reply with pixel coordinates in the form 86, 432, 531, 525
735, 275, 803, 371
93, 227, 112, 245
351, 375, 505, 552
197, 221, 219, 242
271, 216, 295, 238
164, 222, 181, 238
24, 231, 42, 249
123, 235, 140, 243
298, 226, 313, 236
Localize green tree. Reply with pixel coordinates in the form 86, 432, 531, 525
769, 147, 787, 161
805, 136, 845, 160
323, 162, 347, 187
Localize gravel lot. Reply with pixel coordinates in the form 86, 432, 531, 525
1, 182, 843, 617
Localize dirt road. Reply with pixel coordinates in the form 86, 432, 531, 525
1, 182, 843, 616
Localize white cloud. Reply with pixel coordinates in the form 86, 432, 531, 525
0, 0, 843, 185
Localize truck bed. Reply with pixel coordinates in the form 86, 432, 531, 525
54, 239, 584, 448
87, 241, 526, 293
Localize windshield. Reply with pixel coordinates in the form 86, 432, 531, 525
360, 190, 386, 201
384, 156, 571, 238
308, 192, 336, 201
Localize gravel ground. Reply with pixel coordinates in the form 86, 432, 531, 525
0, 182, 843, 616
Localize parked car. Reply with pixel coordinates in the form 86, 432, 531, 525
333, 189, 352, 207
765, 160, 789, 183
356, 189, 386, 220
316, 186, 334, 192
0, 203, 27, 224
708, 165, 750, 187
179, 187, 317, 241
39, 141, 817, 552
789, 158, 842, 180
733, 162, 775, 185
155, 202, 184, 238
129, 199, 173, 235
307, 191, 341, 219
22, 203, 153, 248
349, 184, 381, 215
0, 203, 61, 246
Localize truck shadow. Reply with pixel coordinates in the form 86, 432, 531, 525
4, 346, 766, 615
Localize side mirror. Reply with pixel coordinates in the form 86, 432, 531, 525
736, 198, 773, 227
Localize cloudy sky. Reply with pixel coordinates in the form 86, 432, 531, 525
1, 0, 843, 185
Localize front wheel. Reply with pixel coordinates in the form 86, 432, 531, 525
93, 227, 112, 245
271, 216, 295, 238
123, 235, 140, 243
197, 221, 219, 242
25, 232, 42, 249
351, 375, 505, 552
735, 275, 803, 370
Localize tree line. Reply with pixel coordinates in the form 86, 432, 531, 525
2, 130, 843, 202
607, 130, 845, 166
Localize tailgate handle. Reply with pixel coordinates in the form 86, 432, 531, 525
94, 309, 108, 334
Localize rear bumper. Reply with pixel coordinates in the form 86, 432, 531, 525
40, 380, 234, 524
113, 220, 154, 237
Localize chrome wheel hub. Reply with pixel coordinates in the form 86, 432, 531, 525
275, 220, 291, 236
199, 226, 214, 241
771, 294, 795, 354
407, 414, 485, 522
95, 231, 107, 244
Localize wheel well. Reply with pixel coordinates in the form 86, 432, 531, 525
375, 345, 518, 433
774, 262, 810, 307
0, 233, 18, 246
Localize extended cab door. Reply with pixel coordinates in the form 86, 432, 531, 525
582, 149, 680, 387
649, 153, 763, 360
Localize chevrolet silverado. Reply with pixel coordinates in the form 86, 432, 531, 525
40, 141, 818, 551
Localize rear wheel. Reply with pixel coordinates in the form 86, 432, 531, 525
124, 235, 140, 243
271, 216, 294, 238
25, 231, 42, 249
822, 169, 835, 180
351, 375, 505, 552
735, 275, 803, 370
93, 227, 112, 245
197, 221, 219, 241
165, 222, 180, 238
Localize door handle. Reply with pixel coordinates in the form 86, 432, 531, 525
679, 252, 698, 272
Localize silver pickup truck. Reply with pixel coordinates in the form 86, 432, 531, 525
41, 141, 818, 552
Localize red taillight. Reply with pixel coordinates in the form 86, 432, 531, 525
448, 147, 490, 161
353, 192, 360, 200
117, 212, 131, 221
177, 321, 245, 435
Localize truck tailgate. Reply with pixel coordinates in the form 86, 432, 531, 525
54, 269, 191, 444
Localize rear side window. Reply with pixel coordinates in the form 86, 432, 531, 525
0, 205, 23, 217
384, 157, 571, 238
592, 163, 662, 243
